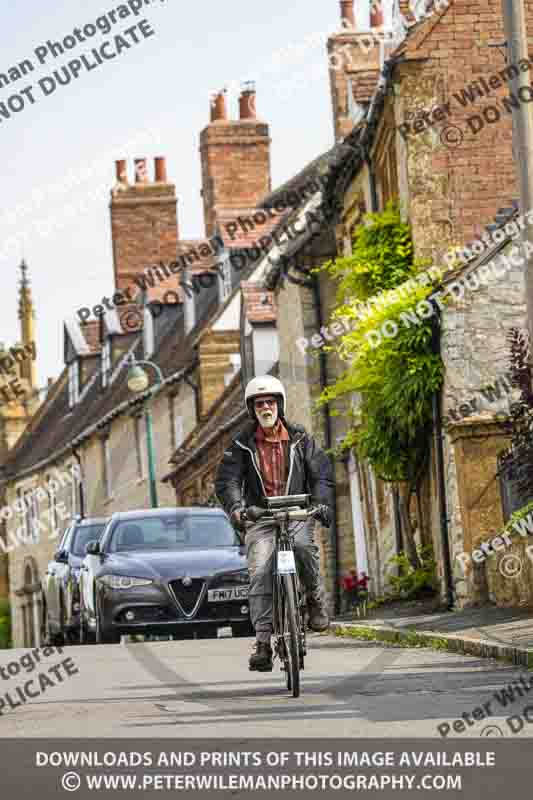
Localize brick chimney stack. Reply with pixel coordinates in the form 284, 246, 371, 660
328, 0, 383, 141
211, 90, 228, 122
110, 157, 178, 293
340, 0, 355, 28
239, 82, 257, 120
200, 86, 271, 238
370, 1, 384, 27
154, 156, 167, 183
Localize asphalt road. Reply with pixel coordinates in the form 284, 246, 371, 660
1, 632, 533, 738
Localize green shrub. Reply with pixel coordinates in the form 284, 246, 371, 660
0, 599, 12, 649
388, 544, 437, 599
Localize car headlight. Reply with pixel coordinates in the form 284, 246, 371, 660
99, 575, 153, 590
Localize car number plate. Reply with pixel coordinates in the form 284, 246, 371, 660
277, 551, 296, 574
208, 586, 249, 602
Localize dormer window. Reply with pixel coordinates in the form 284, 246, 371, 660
102, 339, 111, 388
68, 360, 79, 407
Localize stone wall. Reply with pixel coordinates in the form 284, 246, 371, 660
440, 239, 528, 607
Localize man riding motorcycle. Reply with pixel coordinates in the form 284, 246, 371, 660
215, 376, 334, 671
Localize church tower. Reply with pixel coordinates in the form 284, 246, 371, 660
0, 260, 39, 459
18, 259, 37, 391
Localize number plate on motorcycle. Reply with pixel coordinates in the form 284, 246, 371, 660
277, 551, 296, 574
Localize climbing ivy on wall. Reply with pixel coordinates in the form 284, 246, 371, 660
316, 202, 444, 568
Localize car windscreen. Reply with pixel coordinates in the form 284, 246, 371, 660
108, 515, 239, 552
71, 524, 106, 557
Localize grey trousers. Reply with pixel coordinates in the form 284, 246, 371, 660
245, 518, 323, 643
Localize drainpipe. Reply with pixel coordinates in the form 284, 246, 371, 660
71, 447, 85, 519
430, 304, 454, 609
366, 156, 379, 216
184, 371, 201, 423
311, 275, 341, 616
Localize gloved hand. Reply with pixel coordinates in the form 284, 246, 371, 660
313, 504, 332, 528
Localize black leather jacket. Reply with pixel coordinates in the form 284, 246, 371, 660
215, 419, 335, 515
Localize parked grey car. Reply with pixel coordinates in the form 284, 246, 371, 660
79, 507, 253, 644
41, 516, 108, 645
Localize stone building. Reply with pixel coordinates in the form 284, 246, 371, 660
313, 0, 533, 607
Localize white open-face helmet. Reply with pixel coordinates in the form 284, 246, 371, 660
244, 376, 286, 419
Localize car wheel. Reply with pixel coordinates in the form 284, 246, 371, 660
40, 603, 52, 647
231, 621, 255, 638
95, 595, 120, 644
79, 616, 95, 645
41, 601, 63, 647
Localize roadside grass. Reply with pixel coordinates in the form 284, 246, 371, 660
335, 624, 453, 652
333, 624, 533, 669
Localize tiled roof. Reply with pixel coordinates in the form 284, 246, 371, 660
259, 145, 346, 210
241, 281, 277, 323
122, 239, 225, 306
392, 0, 454, 58
216, 209, 286, 249
2, 300, 228, 478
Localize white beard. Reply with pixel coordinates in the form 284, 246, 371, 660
257, 405, 278, 430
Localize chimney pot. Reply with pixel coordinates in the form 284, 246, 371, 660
340, 0, 355, 28
210, 90, 227, 122
239, 82, 256, 120
154, 156, 167, 183
134, 158, 149, 183
115, 159, 128, 183
370, 1, 384, 27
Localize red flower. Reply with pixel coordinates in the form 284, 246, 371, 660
341, 575, 356, 592
340, 570, 369, 595
357, 573, 369, 589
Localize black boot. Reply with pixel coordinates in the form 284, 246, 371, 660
249, 641, 273, 671
307, 595, 329, 632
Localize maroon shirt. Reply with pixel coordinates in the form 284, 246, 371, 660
255, 420, 290, 497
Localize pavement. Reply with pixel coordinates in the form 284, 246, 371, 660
332, 603, 533, 667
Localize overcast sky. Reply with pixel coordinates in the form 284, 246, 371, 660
0, 0, 377, 385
